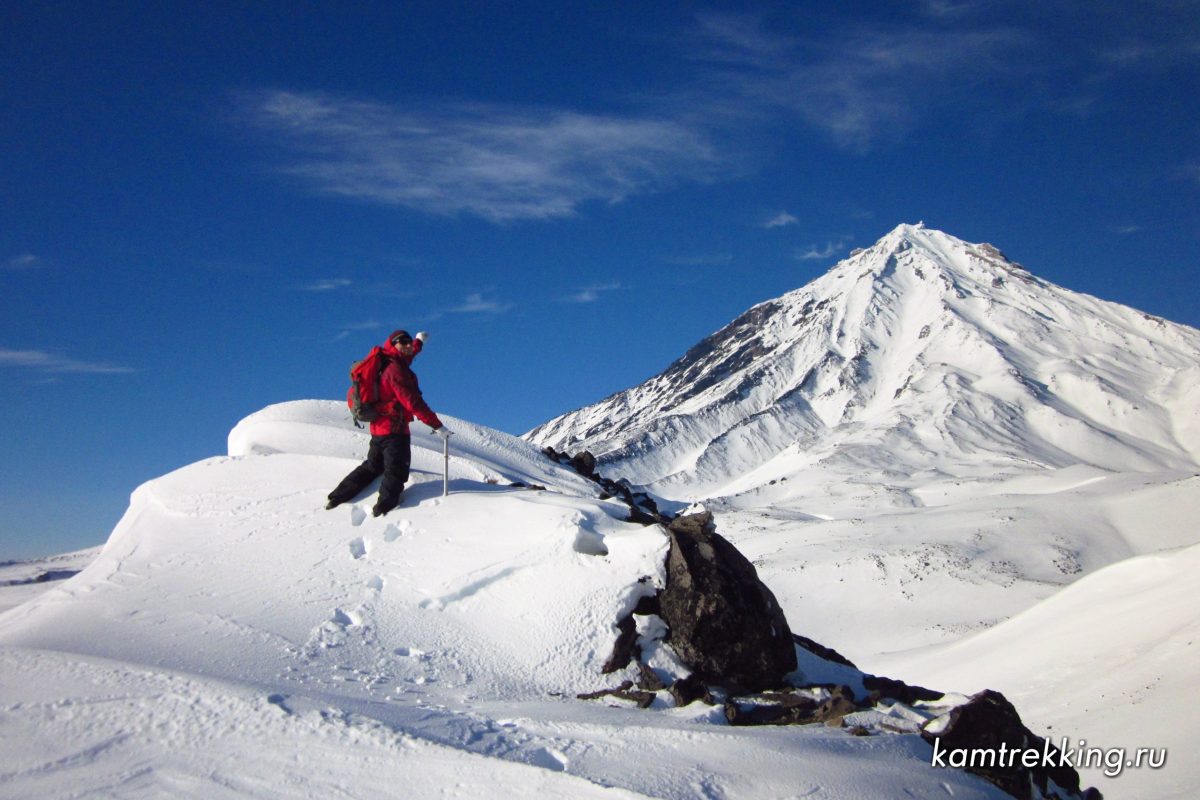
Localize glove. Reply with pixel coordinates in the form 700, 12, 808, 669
415, 331, 428, 343
434, 425, 452, 439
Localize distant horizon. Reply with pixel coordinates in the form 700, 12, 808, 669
3, 2, 1198, 559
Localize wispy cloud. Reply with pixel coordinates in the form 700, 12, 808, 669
762, 211, 799, 229
0, 348, 134, 375
919, 0, 992, 19
563, 282, 622, 304
1100, 35, 1200, 67
298, 278, 352, 292
450, 292, 512, 314
794, 237, 853, 261
241, 91, 724, 223
3, 253, 42, 271
691, 12, 1032, 151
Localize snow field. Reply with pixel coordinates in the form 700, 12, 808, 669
0, 401, 1010, 799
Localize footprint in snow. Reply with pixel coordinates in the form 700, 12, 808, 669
350, 506, 367, 527
384, 519, 413, 542
266, 693, 294, 715
331, 608, 361, 627
528, 747, 569, 772
393, 646, 425, 658
366, 575, 385, 592
573, 529, 609, 557
349, 537, 368, 560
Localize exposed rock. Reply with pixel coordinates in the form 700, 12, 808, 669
601, 613, 639, 674
793, 634, 858, 669
577, 681, 656, 709
570, 450, 598, 480
636, 662, 666, 692
566, 455, 1099, 800
862, 674, 944, 705
631, 592, 660, 617
659, 511, 797, 692
668, 674, 714, 708
921, 690, 1097, 800
725, 685, 858, 727
541, 447, 666, 524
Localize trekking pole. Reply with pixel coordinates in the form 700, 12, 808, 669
442, 432, 450, 497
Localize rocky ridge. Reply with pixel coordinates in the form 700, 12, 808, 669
551, 445, 1103, 800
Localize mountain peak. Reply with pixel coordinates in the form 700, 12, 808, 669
868, 223, 1010, 267
528, 225, 1200, 500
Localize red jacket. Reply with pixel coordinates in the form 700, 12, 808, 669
371, 338, 443, 436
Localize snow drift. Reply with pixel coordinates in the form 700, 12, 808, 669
0, 401, 1019, 799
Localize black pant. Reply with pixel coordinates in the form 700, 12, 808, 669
328, 433, 411, 512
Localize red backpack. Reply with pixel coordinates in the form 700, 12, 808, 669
346, 347, 391, 427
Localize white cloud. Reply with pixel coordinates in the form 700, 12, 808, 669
3, 253, 42, 271
795, 237, 853, 261
763, 211, 799, 229
299, 278, 352, 292
0, 348, 134, 375
242, 91, 723, 223
564, 282, 622, 304
451, 292, 512, 314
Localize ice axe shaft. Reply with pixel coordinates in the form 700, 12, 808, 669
442, 434, 450, 497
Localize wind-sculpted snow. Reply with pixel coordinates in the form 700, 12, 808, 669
0, 400, 1015, 798
229, 400, 603, 499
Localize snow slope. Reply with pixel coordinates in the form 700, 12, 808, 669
527, 224, 1200, 798
0, 401, 1011, 799
875, 541, 1200, 800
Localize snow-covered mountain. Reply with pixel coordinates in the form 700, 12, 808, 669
528, 223, 1200, 500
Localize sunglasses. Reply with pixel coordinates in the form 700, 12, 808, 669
392, 337, 413, 347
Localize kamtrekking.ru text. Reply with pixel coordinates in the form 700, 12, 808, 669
929, 737, 1167, 778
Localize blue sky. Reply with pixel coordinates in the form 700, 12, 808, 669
2, 1, 1198, 559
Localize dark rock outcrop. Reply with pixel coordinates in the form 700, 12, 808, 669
542, 447, 666, 524
658, 511, 797, 692
577, 680, 656, 709
668, 674, 714, 707
921, 690, 1100, 800
558, 450, 1099, 800
725, 685, 859, 727
793, 634, 858, 669
862, 674, 944, 705
601, 613, 639, 674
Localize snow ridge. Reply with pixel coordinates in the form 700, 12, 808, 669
0, 401, 1018, 799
